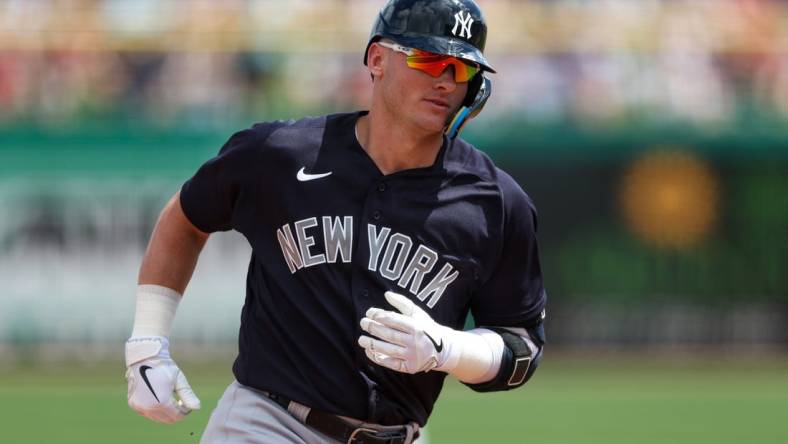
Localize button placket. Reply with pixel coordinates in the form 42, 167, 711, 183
354, 181, 386, 318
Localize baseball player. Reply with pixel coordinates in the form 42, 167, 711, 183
124, 0, 547, 443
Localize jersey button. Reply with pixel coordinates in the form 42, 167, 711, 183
372, 211, 381, 220
362, 290, 369, 298
377, 183, 386, 192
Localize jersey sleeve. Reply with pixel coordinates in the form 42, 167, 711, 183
470, 171, 547, 328
179, 125, 266, 233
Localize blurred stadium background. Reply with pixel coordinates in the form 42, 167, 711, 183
1, 0, 787, 443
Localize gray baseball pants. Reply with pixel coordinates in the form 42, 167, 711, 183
200, 381, 422, 444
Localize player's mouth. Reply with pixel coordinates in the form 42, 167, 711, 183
423, 98, 451, 111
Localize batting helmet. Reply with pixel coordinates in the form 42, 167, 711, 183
363, 0, 495, 138
363, 0, 495, 73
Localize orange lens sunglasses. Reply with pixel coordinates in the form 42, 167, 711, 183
377, 41, 480, 83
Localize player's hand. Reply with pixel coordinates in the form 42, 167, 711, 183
125, 336, 201, 424
358, 291, 456, 374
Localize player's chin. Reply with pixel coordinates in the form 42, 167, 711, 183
418, 101, 454, 131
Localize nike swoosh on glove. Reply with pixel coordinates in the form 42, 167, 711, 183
358, 291, 457, 374
125, 336, 201, 424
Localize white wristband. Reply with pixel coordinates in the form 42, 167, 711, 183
438, 327, 504, 384
130, 284, 182, 338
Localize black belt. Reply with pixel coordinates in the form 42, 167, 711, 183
265, 392, 412, 444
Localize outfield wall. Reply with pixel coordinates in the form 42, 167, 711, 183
1, 125, 786, 350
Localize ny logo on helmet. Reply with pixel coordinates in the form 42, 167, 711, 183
451, 11, 474, 39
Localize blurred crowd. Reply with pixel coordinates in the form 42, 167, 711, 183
3, 1, 787, 345
2, 0, 788, 128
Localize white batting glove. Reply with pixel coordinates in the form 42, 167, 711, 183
358, 291, 461, 374
125, 336, 201, 424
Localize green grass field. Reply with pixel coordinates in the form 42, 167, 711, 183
1, 352, 786, 444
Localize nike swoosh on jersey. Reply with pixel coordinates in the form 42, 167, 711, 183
139, 365, 161, 403
297, 167, 332, 182
424, 332, 444, 353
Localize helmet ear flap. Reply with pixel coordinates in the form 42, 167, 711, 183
445, 76, 491, 139
463, 73, 484, 107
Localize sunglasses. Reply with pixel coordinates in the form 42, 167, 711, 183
377, 41, 481, 83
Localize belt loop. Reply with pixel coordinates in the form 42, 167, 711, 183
287, 400, 311, 423
404, 422, 418, 444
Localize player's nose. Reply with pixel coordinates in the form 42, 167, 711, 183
434, 66, 457, 92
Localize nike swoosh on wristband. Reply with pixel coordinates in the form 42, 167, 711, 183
139, 365, 160, 403
297, 167, 332, 182
424, 332, 444, 353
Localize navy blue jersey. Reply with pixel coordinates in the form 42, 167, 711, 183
180, 111, 546, 426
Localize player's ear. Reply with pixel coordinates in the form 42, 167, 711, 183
367, 42, 386, 81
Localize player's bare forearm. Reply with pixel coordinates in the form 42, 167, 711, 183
138, 191, 209, 294
126, 192, 205, 423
